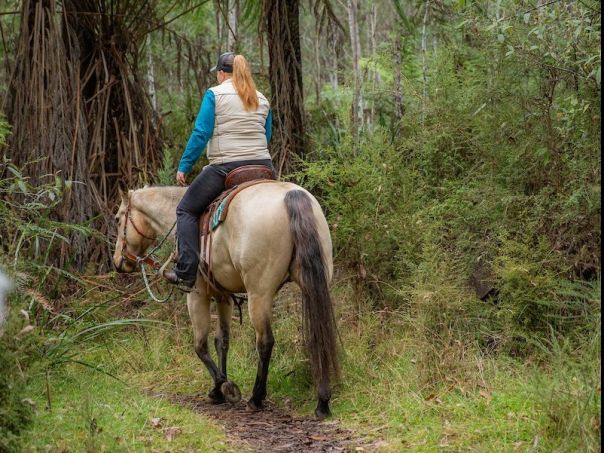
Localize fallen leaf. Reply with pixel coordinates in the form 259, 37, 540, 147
425, 393, 443, 404
479, 389, 492, 401
358, 264, 367, 279
21, 398, 37, 409
310, 435, 329, 441
150, 417, 163, 428
164, 426, 182, 441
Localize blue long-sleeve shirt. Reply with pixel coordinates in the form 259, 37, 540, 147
178, 90, 273, 173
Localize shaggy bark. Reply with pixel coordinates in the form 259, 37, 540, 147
263, 0, 305, 176
3, 0, 91, 265
4, 0, 163, 268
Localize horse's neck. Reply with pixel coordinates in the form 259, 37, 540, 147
131, 186, 186, 236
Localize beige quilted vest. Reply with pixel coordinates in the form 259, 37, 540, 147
207, 79, 271, 165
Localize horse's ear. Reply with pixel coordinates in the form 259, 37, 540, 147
117, 181, 128, 202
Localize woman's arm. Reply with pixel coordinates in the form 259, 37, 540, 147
265, 110, 273, 144
178, 90, 216, 175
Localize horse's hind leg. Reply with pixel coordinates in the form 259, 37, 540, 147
214, 299, 241, 403
214, 299, 232, 376
187, 285, 227, 403
247, 294, 274, 411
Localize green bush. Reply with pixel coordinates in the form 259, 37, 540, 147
301, 3, 600, 360
0, 299, 35, 453
0, 340, 33, 452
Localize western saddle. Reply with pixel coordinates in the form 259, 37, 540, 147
197, 165, 276, 305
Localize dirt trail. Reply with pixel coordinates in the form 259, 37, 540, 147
167, 394, 372, 452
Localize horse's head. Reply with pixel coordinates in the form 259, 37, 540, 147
113, 189, 156, 273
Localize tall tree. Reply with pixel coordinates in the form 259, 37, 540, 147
420, 0, 430, 124
263, 0, 305, 175
368, 3, 378, 126
347, 0, 362, 144
391, 0, 416, 124
4, 0, 91, 264
4, 0, 163, 267
227, 0, 239, 51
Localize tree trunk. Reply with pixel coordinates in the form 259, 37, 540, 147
4, 0, 91, 266
63, 0, 162, 194
227, 0, 238, 52
263, 0, 305, 176
314, 19, 322, 105
328, 26, 339, 90
176, 37, 184, 93
347, 0, 362, 144
421, 0, 430, 124
5, 0, 163, 269
393, 35, 404, 122
369, 3, 378, 127
147, 35, 159, 125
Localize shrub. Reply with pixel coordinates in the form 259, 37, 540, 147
0, 340, 33, 452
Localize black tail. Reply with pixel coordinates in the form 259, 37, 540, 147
284, 190, 340, 384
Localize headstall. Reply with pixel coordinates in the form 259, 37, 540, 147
119, 195, 162, 271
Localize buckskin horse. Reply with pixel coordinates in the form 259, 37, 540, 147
112, 182, 340, 419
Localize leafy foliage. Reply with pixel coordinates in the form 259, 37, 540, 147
0, 336, 33, 452
301, 0, 600, 358
0, 158, 95, 269
0, 0, 600, 449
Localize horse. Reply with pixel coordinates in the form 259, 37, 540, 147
112, 182, 340, 419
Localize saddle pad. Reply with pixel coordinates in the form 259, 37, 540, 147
211, 199, 227, 230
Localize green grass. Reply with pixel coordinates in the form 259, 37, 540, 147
18, 277, 600, 452
22, 367, 229, 452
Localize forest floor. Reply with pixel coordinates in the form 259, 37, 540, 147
19, 272, 600, 452
166, 394, 369, 452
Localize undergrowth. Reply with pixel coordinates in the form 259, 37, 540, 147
12, 277, 599, 452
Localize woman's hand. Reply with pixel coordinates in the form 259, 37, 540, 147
176, 171, 187, 186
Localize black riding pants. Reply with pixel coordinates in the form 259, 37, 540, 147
174, 159, 274, 281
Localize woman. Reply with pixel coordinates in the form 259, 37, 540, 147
163, 52, 274, 291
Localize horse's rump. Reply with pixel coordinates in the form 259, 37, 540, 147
209, 182, 332, 295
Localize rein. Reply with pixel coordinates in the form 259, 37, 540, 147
120, 195, 176, 303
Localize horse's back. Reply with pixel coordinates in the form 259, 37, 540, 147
211, 182, 332, 295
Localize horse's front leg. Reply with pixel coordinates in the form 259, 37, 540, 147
247, 294, 274, 411
214, 298, 241, 403
187, 285, 227, 403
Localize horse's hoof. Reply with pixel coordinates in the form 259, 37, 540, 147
314, 405, 331, 420
246, 398, 264, 412
208, 388, 226, 404
221, 381, 241, 404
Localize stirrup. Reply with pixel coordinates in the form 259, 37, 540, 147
162, 270, 196, 293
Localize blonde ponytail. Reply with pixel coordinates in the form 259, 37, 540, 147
232, 55, 259, 111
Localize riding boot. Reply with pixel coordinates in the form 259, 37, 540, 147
162, 270, 196, 292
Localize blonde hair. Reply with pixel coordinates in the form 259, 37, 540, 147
232, 55, 259, 111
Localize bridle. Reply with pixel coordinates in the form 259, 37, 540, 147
118, 195, 163, 271
117, 194, 178, 303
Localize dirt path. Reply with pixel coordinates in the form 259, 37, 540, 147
166, 394, 373, 452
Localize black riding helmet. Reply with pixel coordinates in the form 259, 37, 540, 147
210, 52, 235, 73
